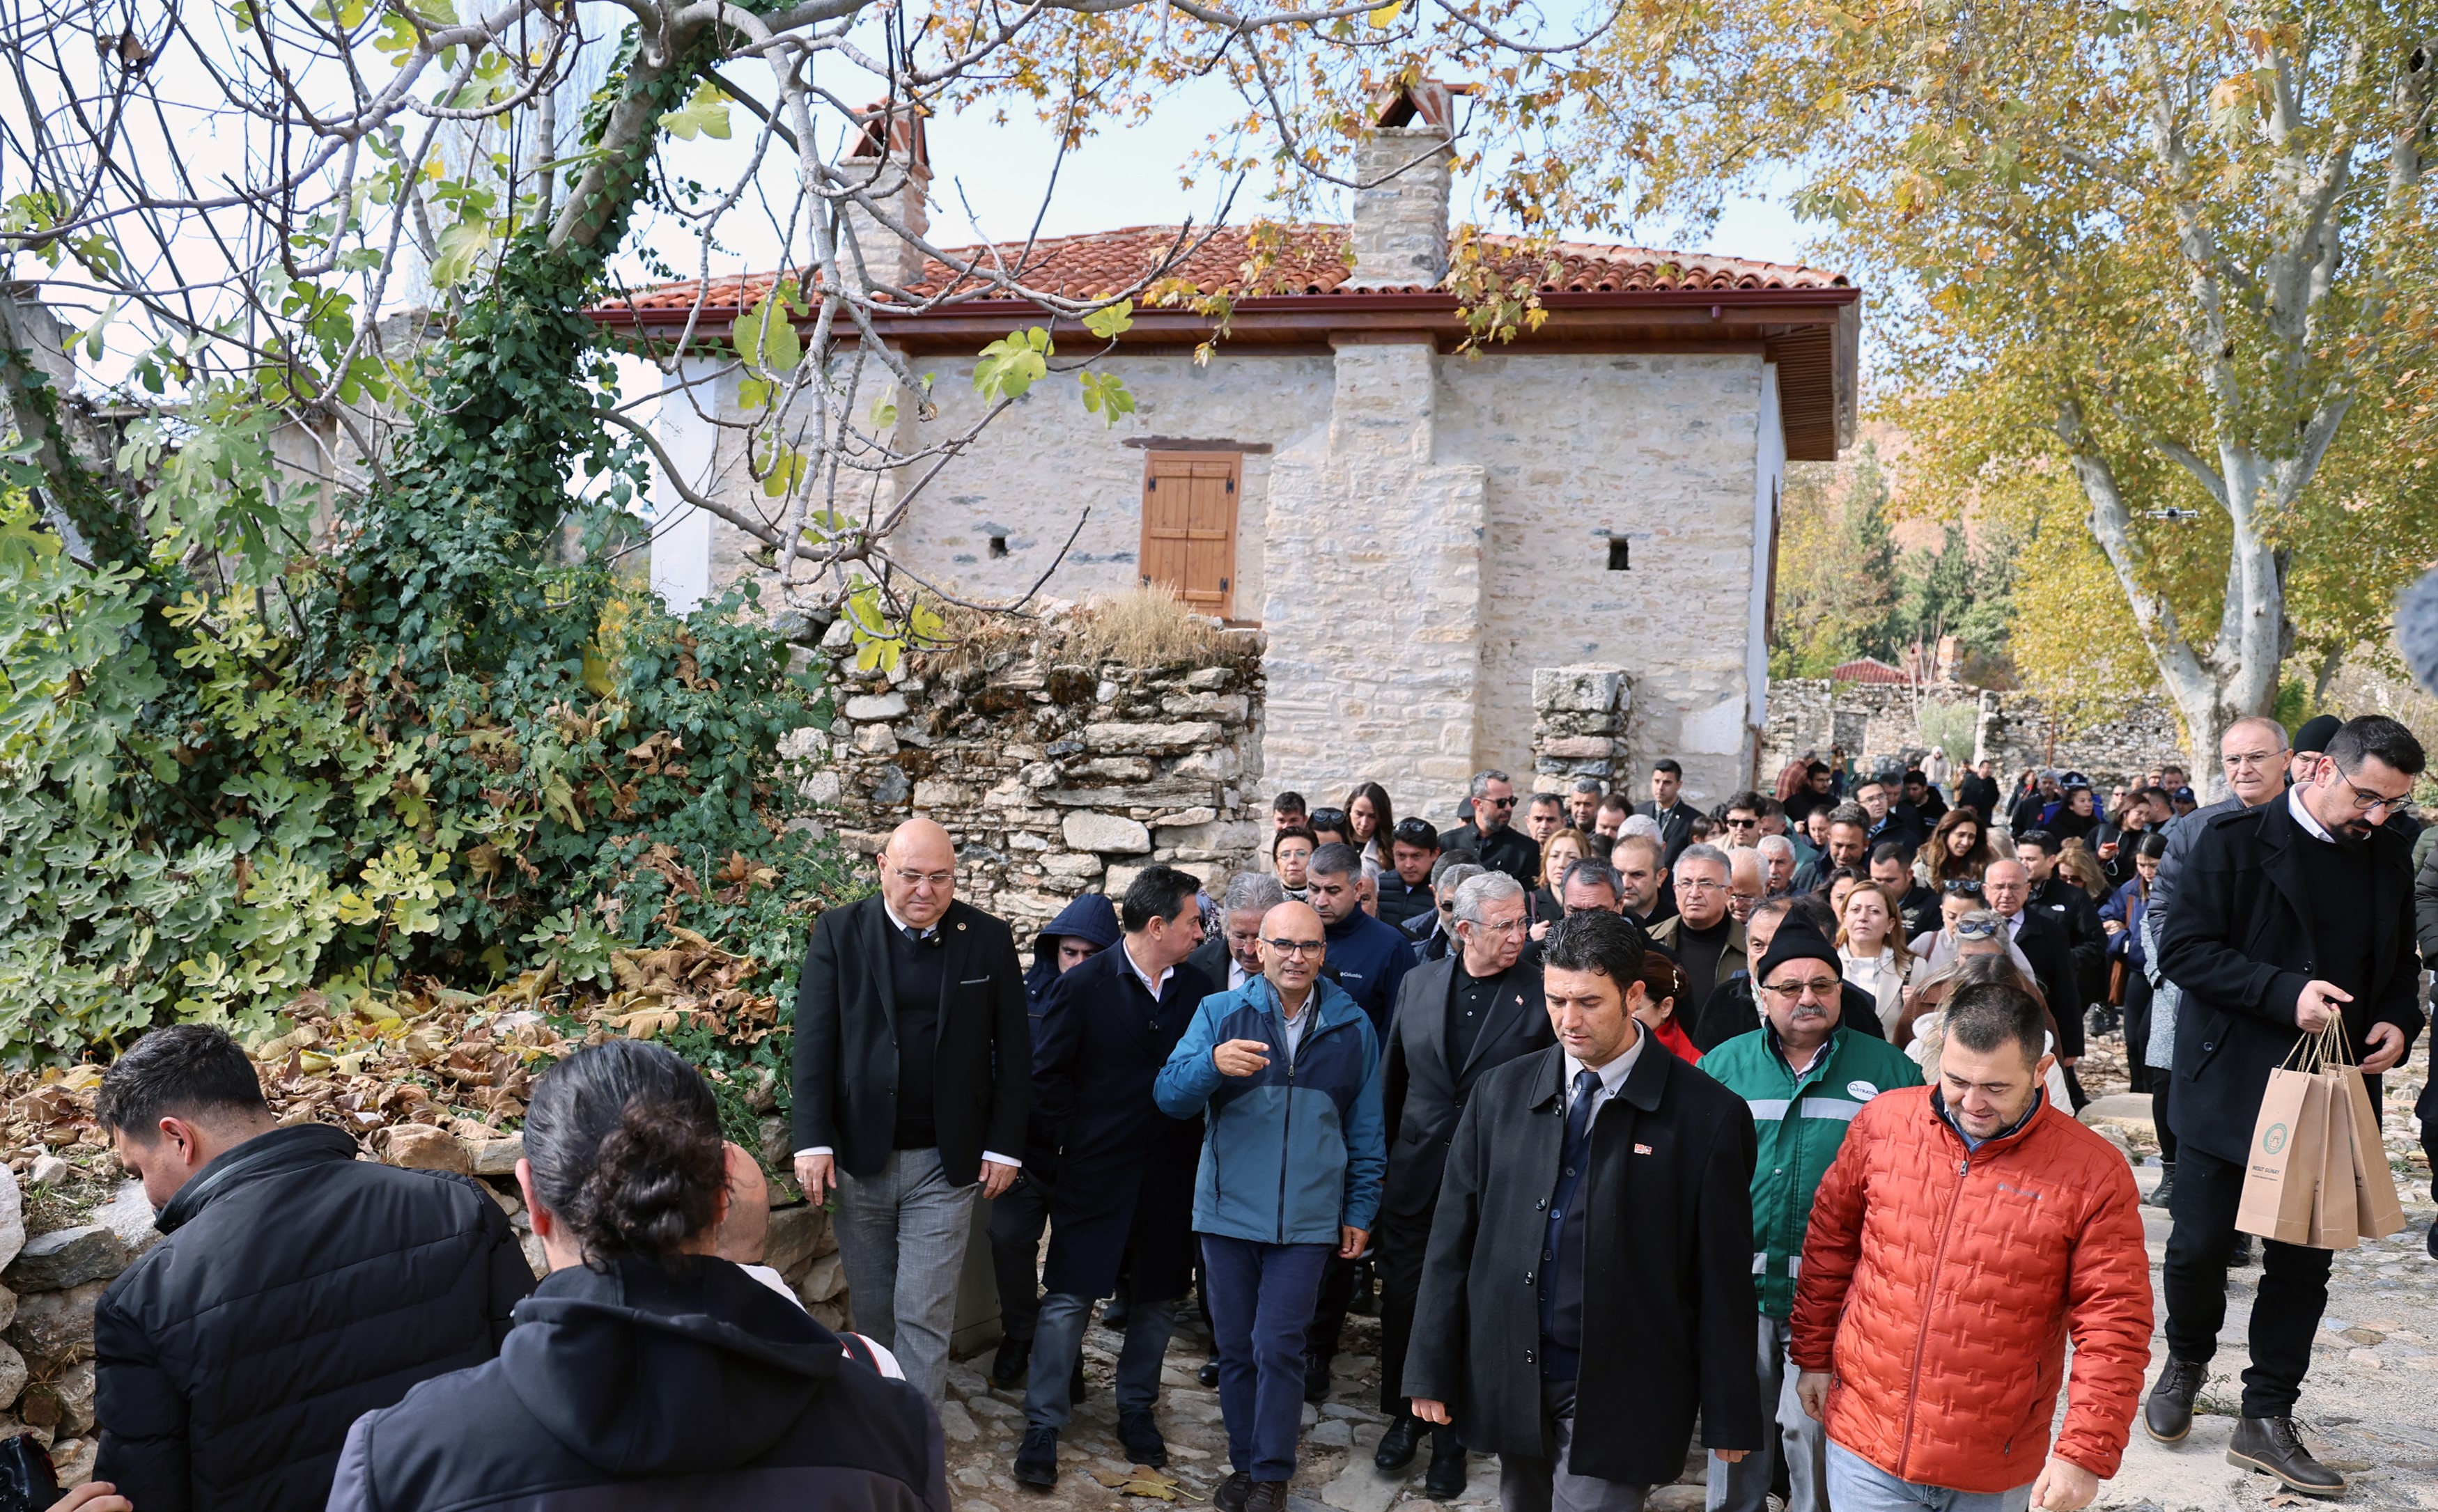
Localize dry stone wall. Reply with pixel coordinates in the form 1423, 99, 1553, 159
799, 617, 1267, 936
1762, 678, 2190, 788
1530, 665, 1633, 788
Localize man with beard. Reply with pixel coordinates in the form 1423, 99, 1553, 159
2145, 717, 2425, 1495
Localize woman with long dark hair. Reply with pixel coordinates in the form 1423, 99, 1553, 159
1344, 781, 1397, 880
1914, 807, 1991, 887
326, 1040, 945, 1512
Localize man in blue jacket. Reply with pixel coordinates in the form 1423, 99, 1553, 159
1157, 900, 1386, 1512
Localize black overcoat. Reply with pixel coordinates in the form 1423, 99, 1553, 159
1403, 1040, 1761, 1484
2157, 793, 2423, 1164
790, 896, 1031, 1187
1379, 953, 1551, 1245
1032, 945, 1214, 1302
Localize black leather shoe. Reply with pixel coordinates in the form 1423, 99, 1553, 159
1214, 1472, 1252, 1512
1245, 1481, 1290, 1512
1014, 1426, 1059, 1489
1375, 1415, 1424, 1472
2426, 1217, 2437, 1259
2228, 1233, 2255, 1268
1423, 1428, 1468, 1499
2228, 1416, 2347, 1495
991, 1336, 1032, 1392
2143, 1164, 2174, 1209
2143, 1357, 2206, 1443
1199, 1357, 1221, 1388
1119, 1409, 1168, 1468
1103, 1288, 1133, 1331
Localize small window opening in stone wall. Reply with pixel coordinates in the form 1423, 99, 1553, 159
1606, 538, 1631, 571
989, 535, 1009, 558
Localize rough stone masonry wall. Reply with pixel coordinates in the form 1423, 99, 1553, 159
798, 618, 1268, 937
1530, 665, 1633, 788
1762, 678, 2190, 789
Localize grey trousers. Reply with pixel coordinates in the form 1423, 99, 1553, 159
1707, 1315, 1825, 1512
1499, 1380, 1647, 1512
833, 1147, 979, 1404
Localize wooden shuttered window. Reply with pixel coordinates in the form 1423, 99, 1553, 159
1139, 451, 1240, 619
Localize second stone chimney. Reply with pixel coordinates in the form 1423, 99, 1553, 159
835, 101, 932, 293
1344, 81, 1464, 290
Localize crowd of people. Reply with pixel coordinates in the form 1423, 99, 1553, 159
53, 715, 2437, 1512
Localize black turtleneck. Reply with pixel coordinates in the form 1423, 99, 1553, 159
1676, 917, 1732, 1005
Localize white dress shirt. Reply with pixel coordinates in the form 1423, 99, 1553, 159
2288, 784, 2336, 843
1562, 1022, 1646, 1120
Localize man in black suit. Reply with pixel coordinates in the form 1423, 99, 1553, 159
791, 817, 1030, 1404
2145, 717, 2425, 1495
1373, 871, 1553, 1497
1978, 858, 2083, 1098
1634, 758, 1702, 868
1190, 873, 1286, 996
1406, 911, 1760, 1512
1441, 770, 1540, 889
1014, 867, 1214, 1487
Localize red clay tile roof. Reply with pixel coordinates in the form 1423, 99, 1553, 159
1829, 657, 1915, 685
596, 223, 1847, 313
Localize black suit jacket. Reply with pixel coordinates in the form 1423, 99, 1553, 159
1186, 934, 1237, 995
2007, 906, 2086, 1057
789, 895, 1030, 1187
2030, 875, 2109, 1013
1379, 955, 1551, 1231
1636, 799, 1701, 866
1404, 1042, 1760, 1482
2157, 795, 2423, 1164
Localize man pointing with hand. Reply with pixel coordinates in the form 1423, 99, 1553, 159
1157, 901, 1386, 1512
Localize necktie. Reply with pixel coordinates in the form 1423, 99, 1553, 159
1561, 1068, 1602, 1177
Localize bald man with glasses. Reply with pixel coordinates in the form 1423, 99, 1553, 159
791, 818, 1031, 1404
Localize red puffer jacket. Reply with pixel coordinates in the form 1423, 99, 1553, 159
1789, 1086, 2151, 1493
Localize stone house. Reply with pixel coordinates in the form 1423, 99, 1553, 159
593, 86, 1861, 816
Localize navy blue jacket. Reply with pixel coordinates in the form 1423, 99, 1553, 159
1323, 908, 1416, 1032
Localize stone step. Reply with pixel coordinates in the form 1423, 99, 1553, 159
2077, 1093, 2157, 1134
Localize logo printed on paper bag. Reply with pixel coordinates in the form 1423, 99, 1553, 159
2262, 1122, 2289, 1155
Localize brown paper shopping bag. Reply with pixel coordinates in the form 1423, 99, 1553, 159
2236, 1050, 2329, 1245
2308, 1066, 2359, 1251
2322, 1030, 2409, 1240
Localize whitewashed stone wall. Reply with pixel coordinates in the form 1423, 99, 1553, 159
802, 616, 1266, 935
655, 346, 1781, 828
1262, 340, 1489, 817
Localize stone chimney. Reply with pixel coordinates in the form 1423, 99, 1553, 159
835, 102, 932, 293
1344, 81, 1464, 290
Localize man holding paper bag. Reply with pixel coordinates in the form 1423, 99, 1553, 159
2148, 716, 2425, 1496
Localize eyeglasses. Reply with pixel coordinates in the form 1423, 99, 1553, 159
1941, 879, 1982, 895
1724, 816, 1758, 829
2222, 750, 2281, 770
1264, 937, 1325, 956
1677, 877, 1727, 893
1956, 917, 2002, 940
1480, 795, 1516, 808
2329, 761, 2418, 818
1761, 978, 1841, 1001
890, 866, 956, 887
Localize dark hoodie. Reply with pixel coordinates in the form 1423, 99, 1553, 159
1024, 892, 1121, 1012
327, 1255, 946, 1512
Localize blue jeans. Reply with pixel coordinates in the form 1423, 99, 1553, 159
1200, 1234, 1330, 1481
1824, 1441, 2032, 1512
1025, 1292, 1178, 1431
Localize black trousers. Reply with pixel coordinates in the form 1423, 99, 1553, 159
1374, 1212, 1428, 1417
1306, 1254, 1357, 1369
988, 1167, 1055, 1345
2163, 1145, 2329, 1417
2122, 974, 2154, 1095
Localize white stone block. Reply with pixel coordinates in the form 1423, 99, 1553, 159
844, 692, 910, 721
1063, 812, 1153, 854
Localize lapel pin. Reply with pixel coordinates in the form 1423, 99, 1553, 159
1634, 1144, 1654, 1155
956, 922, 968, 931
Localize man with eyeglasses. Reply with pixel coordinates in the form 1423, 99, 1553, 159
1702, 920, 1921, 1512
1374, 872, 1553, 1497
1721, 792, 1767, 850
791, 818, 1030, 1403
1190, 873, 1289, 995
1651, 844, 1749, 1008
1156, 902, 1385, 1512
2148, 716, 2428, 1495
1441, 769, 1542, 890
